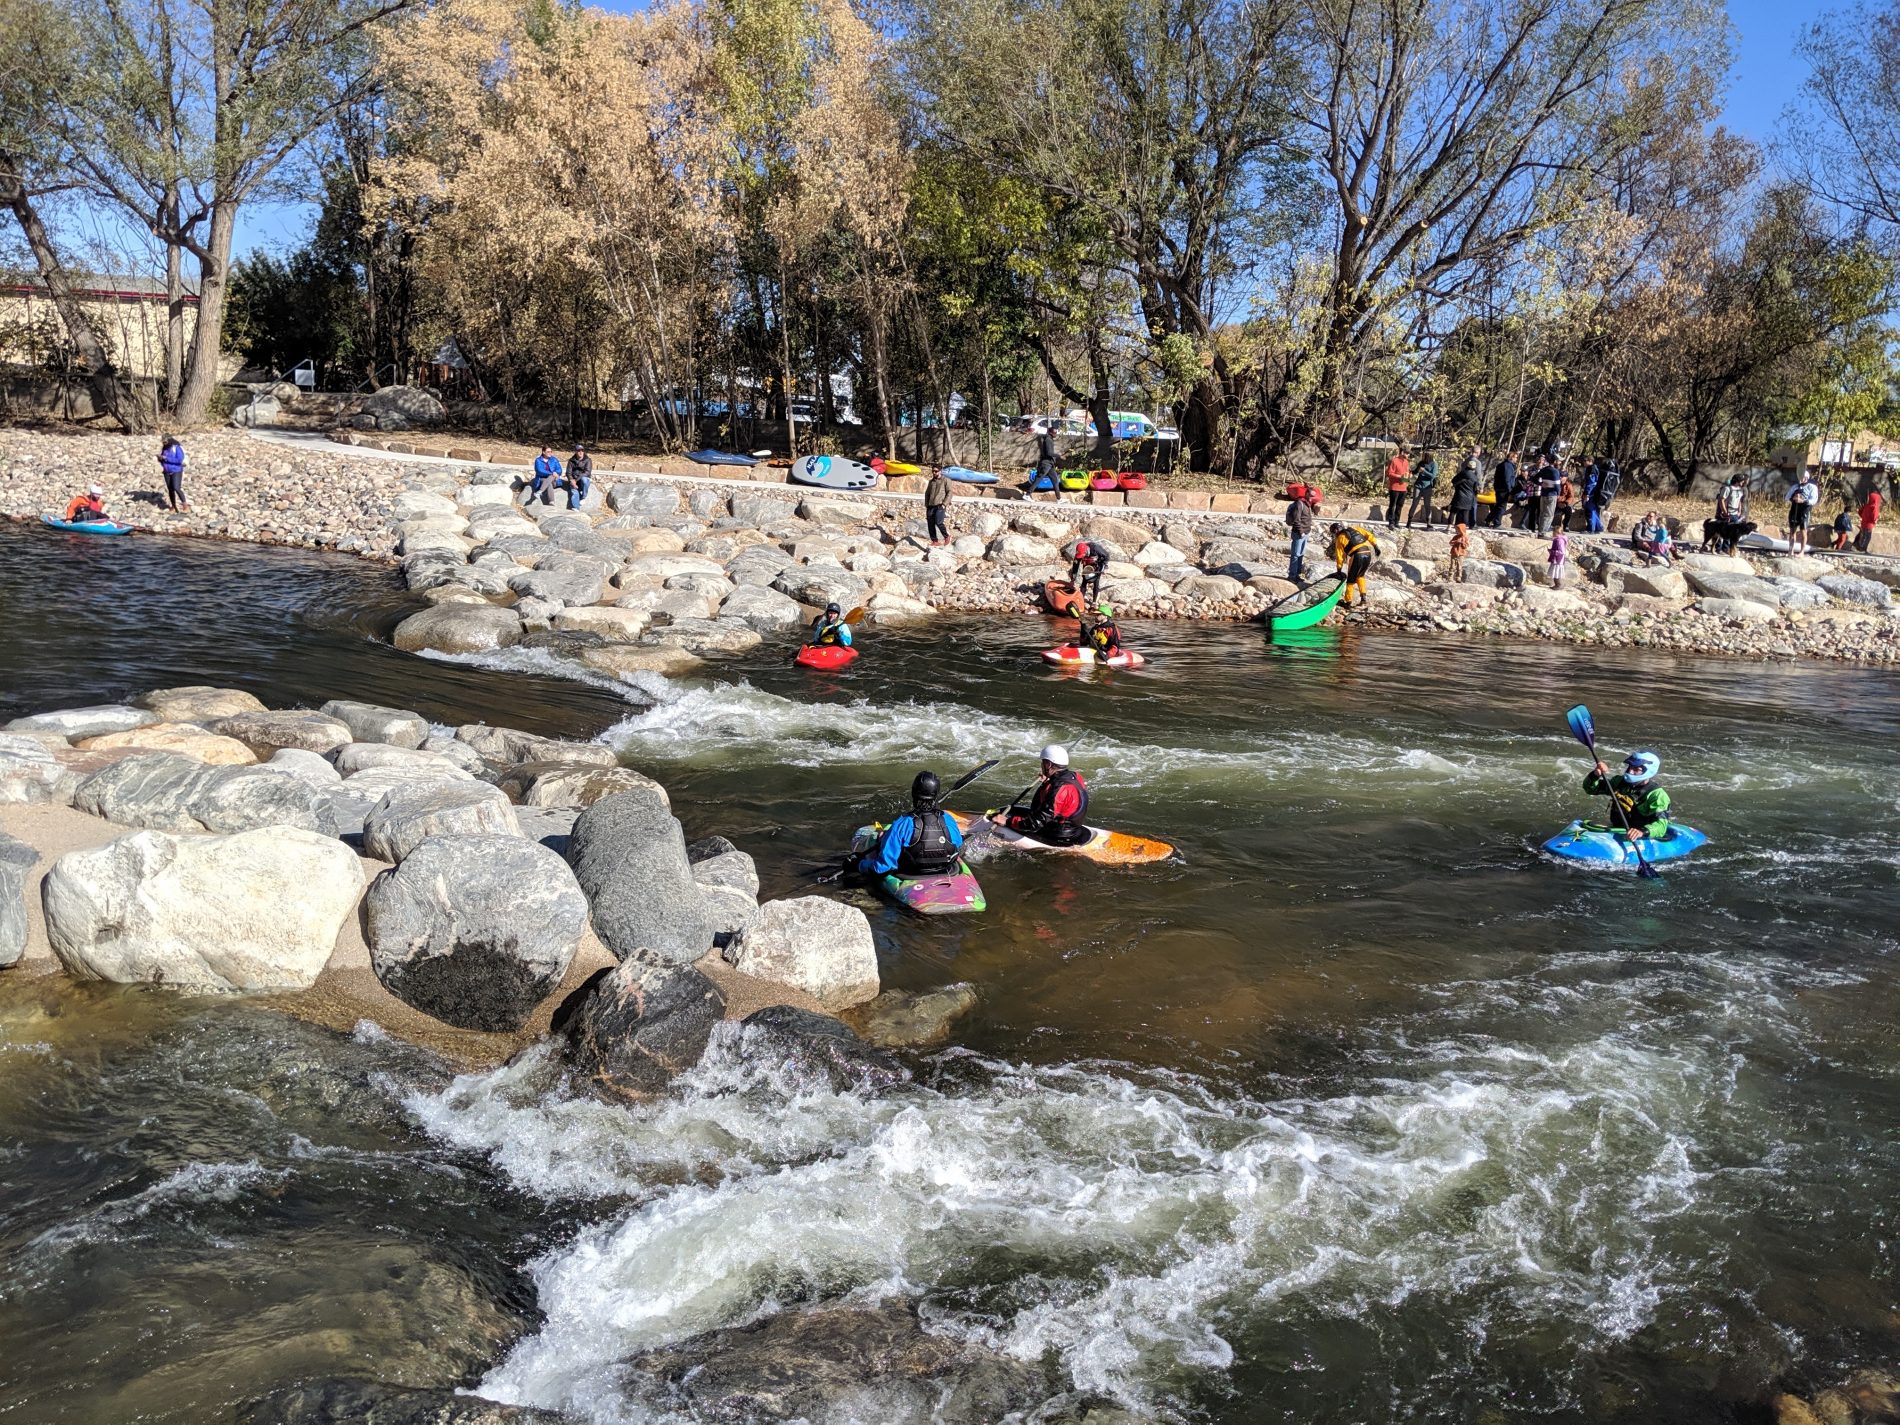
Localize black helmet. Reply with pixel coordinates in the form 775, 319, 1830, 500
911, 770, 941, 807
826, 602, 841, 615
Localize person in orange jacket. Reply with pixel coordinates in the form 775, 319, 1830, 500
63, 484, 108, 523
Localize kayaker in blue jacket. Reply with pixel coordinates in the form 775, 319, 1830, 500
859, 771, 963, 876
809, 603, 853, 647
1583, 750, 1671, 840
526, 447, 562, 505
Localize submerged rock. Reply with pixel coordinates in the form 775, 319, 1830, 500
723, 896, 879, 1009
565, 792, 713, 964
841, 982, 980, 1050
556, 958, 726, 1097
364, 834, 586, 1031
241, 1379, 563, 1425
42, 827, 364, 990
623, 1299, 1049, 1424
737, 1005, 908, 1089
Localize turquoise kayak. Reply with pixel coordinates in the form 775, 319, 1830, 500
850, 824, 986, 915
41, 514, 132, 536
1541, 820, 1707, 869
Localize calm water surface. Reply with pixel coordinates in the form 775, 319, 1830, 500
2, 523, 1898, 1423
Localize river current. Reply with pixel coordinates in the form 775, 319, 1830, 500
2, 524, 1898, 1423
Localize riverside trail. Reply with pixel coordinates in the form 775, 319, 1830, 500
3, 524, 1900, 1424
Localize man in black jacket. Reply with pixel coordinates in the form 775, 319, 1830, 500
1488, 450, 1517, 528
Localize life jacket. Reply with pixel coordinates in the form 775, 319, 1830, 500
896, 809, 958, 876
1088, 620, 1120, 652
65, 495, 105, 522
1338, 525, 1377, 560
1027, 767, 1089, 828
812, 617, 844, 646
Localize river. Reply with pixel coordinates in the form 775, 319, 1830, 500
3, 523, 1898, 1423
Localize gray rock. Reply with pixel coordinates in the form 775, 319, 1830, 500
134, 686, 267, 722
190, 766, 332, 835
771, 566, 867, 610
726, 545, 796, 587
687, 488, 728, 519
0, 734, 75, 806
691, 848, 760, 897
716, 585, 805, 630
1818, 573, 1893, 608
736, 1005, 909, 1089
623, 1299, 1043, 1424
731, 492, 797, 526
72, 752, 220, 831
419, 734, 490, 774
515, 805, 579, 856
364, 835, 587, 1031
453, 726, 619, 768
1764, 577, 1832, 610
321, 700, 431, 749
363, 780, 522, 865
209, 710, 354, 758
686, 834, 740, 862
241, 1379, 563, 1425
1682, 569, 1784, 607
0, 832, 35, 967
555, 959, 726, 1097
841, 982, 980, 1050
642, 618, 764, 655
361, 384, 446, 428
608, 482, 683, 518
722, 896, 879, 1009
392, 605, 523, 655
565, 792, 713, 964
333, 743, 473, 780
7, 704, 158, 741
1694, 596, 1778, 624
43, 827, 364, 990
508, 564, 606, 607
268, 747, 343, 785
505, 763, 671, 810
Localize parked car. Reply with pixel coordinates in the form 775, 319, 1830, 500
1867, 448, 1900, 470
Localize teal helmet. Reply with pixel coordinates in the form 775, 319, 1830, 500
1624, 751, 1660, 784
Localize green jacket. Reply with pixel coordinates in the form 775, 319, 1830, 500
1583, 770, 1671, 838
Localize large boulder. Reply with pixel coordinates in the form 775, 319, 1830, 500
210, 710, 353, 758
642, 618, 764, 655
987, 533, 1061, 565
0, 832, 35, 967
333, 743, 472, 779
453, 726, 617, 768
363, 835, 587, 1031
1764, 577, 1832, 611
722, 896, 879, 1010
190, 766, 334, 835
1818, 573, 1893, 608
42, 827, 364, 990
509, 565, 607, 607
551, 607, 650, 642
718, 585, 805, 630
608, 482, 683, 518
361, 384, 446, 430
74, 723, 257, 765
512, 764, 671, 811
1682, 568, 1785, 608
842, 982, 980, 1051
565, 792, 713, 964
134, 686, 267, 722
392, 605, 523, 655
770, 566, 867, 610
70, 752, 225, 831
1603, 566, 1689, 600
579, 644, 706, 678
321, 700, 431, 749
363, 780, 522, 865
7, 704, 157, 740
0, 734, 75, 806
1694, 596, 1778, 624
555, 958, 727, 1097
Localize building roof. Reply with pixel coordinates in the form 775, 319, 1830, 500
2, 274, 200, 304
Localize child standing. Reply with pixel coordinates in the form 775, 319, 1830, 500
1547, 529, 1569, 588
1448, 522, 1470, 583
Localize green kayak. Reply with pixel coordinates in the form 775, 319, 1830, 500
1265, 575, 1347, 632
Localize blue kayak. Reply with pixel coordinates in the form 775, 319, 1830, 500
41, 514, 133, 536
1541, 820, 1708, 869
687, 449, 760, 467
943, 466, 1000, 485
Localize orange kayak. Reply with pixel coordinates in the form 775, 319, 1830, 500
951, 812, 1176, 865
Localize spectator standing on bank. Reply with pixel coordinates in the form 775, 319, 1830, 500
157, 434, 188, 512
1383, 446, 1410, 530
1786, 466, 1819, 554
1406, 450, 1439, 528
924, 468, 952, 546
1489, 450, 1517, 528
1856, 486, 1883, 552
1285, 481, 1316, 583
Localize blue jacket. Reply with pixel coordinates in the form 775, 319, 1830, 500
810, 616, 852, 647
860, 813, 962, 876
532, 454, 562, 482
159, 443, 185, 477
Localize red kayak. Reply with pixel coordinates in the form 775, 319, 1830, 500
1042, 644, 1146, 668
794, 643, 858, 669
1043, 579, 1085, 618
1117, 472, 1147, 491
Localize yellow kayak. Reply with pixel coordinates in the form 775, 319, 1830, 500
951, 812, 1175, 865
883, 459, 927, 476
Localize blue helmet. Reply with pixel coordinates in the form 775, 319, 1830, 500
1624, 751, 1660, 784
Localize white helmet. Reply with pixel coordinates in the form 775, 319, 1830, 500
87, 484, 104, 496
1039, 743, 1069, 767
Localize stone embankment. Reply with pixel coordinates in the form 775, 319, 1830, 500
5, 426, 1899, 661
0, 686, 976, 1076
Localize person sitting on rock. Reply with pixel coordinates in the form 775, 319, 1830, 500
997, 744, 1091, 846
808, 602, 853, 648
63, 484, 109, 523
1584, 750, 1672, 844
858, 770, 963, 878
1632, 512, 1673, 565
558, 444, 592, 510
1068, 540, 1109, 601
526, 447, 562, 505
1080, 604, 1123, 658
1329, 522, 1379, 609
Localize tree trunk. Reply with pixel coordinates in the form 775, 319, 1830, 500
1, 149, 147, 432
174, 199, 239, 426
163, 183, 184, 412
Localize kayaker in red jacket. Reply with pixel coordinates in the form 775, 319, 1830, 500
999, 744, 1091, 846
63, 485, 108, 523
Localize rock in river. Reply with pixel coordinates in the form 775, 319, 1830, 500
555, 958, 727, 1096
392, 605, 523, 655
736, 1005, 908, 1089
565, 792, 713, 964
210, 709, 354, 758
134, 685, 267, 722
321, 699, 431, 749
722, 896, 880, 1009
242, 1379, 562, 1425
42, 827, 364, 990
364, 835, 587, 1031
362, 780, 522, 865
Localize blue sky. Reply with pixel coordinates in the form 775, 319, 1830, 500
231, 0, 1826, 257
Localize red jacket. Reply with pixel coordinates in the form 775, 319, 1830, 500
64, 494, 105, 522
1385, 456, 1410, 493
1860, 492, 1882, 529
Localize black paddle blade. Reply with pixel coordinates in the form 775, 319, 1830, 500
1635, 857, 1661, 880
1564, 704, 1596, 749
945, 759, 999, 797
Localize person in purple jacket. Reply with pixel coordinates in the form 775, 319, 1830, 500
157, 435, 187, 512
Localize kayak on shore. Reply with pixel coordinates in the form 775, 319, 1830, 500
1540, 819, 1708, 869
849, 824, 986, 914
1041, 644, 1146, 668
40, 514, 133, 536
952, 812, 1176, 865
794, 643, 858, 670
1263, 574, 1346, 631
1043, 579, 1085, 618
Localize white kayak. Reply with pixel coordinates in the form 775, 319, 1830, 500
951, 813, 1175, 865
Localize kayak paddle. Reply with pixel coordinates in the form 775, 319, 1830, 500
813, 759, 999, 882
1563, 703, 1659, 880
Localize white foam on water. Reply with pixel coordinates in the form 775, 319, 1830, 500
21, 1159, 278, 1260
406, 994, 1785, 1423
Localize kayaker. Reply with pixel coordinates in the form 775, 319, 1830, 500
63, 485, 109, 523
1068, 540, 1109, 601
858, 770, 964, 877
1285, 483, 1315, 582
1080, 604, 1123, 658
1329, 522, 1379, 609
157, 435, 187, 512
809, 602, 853, 648
998, 744, 1091, 847
1583, 750, 1671, 842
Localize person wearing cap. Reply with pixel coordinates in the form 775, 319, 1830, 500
63, 484, 109, 524
558, 444, 593, 510
858, 770, 963, 877
998, 744, 1091, 846
1079, 604, 1122, 658
808, 602, 853, 648
1067, 539, 1109, 601
525, 446, 562, 505
1583, 750, 1671, 842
